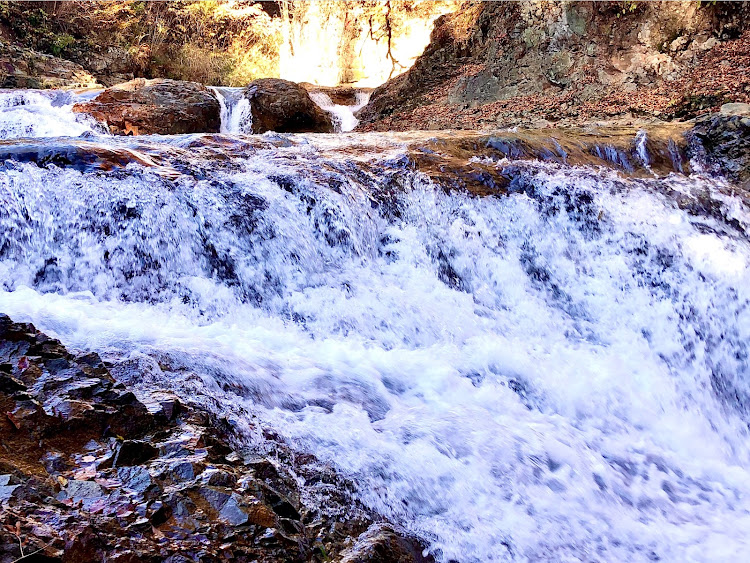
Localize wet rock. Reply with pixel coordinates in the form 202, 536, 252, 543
201, 467, 236, 487
340, 524, 434, 563
117, 466, 153, 495
0, 373, 25, 393
245, 501, 278, 528
259, 483, 301, 521
219, 493, 248, 526
58, 480, 104, 505
63, 526, 105, 563
0, 314, 429, 562
166, 460, 197, 482
155, 394, 182, 421
691, 113, 750, 188
0, 477, 19, 502
73, 78, 221, 135
244, 78, 334, 134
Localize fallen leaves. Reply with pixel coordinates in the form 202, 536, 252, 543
362, 29, 750, 131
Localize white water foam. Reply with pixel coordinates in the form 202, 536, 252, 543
0, 89, 104, 139
310, 90, 371, 132
0, 139, 749, 562
212, 87, 253, 134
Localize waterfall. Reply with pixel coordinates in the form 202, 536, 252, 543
0, 99, 749, 561
277, 1, 456, 86
309, 90, 371, 132
211, 86, 253, 134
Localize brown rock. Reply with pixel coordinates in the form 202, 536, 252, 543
357, 1, 750, 132
244, 78, 334, 134
63, 526, 106, 563
0, 314, 433, 562
73, 78, 221, 136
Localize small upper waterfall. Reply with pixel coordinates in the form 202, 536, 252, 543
309, 90, 371, 132
211, 86, 253, 134
211, 85, 371, 134
277, 2, 457, 86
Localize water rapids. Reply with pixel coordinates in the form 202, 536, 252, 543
0, 89, 749, 562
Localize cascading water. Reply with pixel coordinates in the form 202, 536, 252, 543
212, 86, 370, 134
212, 86, 253, 134
309, 90, 371, 132
0, 89, 105, 139
1, 92, 749, 563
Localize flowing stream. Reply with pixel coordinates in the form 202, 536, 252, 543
1, 89, 749, 562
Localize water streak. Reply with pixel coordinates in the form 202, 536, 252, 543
212, 87, 253, 134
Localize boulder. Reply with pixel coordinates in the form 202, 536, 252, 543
340, 524, 433, 563
244, 78, 334, 134
720, 103, 750, 117
72, 78, 221, 135
691, 113, 750, 188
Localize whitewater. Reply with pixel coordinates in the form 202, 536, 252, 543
0, 90, 749, 562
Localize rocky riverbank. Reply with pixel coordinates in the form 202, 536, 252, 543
0, 314, 430, 563
357, 1, 750, 131
0, 39, 99, 90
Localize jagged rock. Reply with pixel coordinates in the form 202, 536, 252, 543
358, 1, 750, 131
0, 39, 100, 89
117, 466, 153, 494
244, 78, 334, 134
0, 314, 430, 563
57, 480, 105, 510
691, 113, 750, 188
0, 474, 19, 503
219, 493, 248, 526
72, 78, 221, 135
341, 524, 433, 563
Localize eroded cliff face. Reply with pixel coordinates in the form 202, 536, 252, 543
0, 40, 100, 89
357, 1, 750, 130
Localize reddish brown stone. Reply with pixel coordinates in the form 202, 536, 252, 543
244, 78, 334, 134
73, 78, 220, 136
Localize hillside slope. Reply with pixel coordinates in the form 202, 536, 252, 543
357, 1, 750, 130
